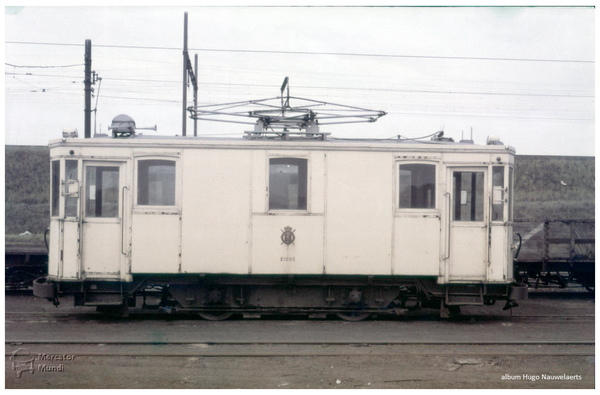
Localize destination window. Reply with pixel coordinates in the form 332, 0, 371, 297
137, 160, 176, 206
269, 158, 308, 210
399, 164, 436, 209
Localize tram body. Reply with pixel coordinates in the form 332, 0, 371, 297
34, 133, 527, 317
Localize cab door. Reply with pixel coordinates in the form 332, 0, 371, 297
51, 158, 81, 280
446, 167, 488, 281
61, 159, 81, 279
81, 161, 127, 278
488, 166, 512, 282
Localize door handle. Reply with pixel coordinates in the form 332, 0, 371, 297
444, 192, 451, 260
121, 186, 129, 255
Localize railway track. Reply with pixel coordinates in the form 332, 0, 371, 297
5, 340, 595, 357
5, 311, 595, 324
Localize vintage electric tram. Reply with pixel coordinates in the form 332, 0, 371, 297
34, 86, 527, 320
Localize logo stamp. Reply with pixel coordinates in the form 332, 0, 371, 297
10, 348, 35, 378
281, 226, 296, 245
10, 347, 75, 378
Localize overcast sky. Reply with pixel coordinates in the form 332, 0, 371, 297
4, 6, 595, 156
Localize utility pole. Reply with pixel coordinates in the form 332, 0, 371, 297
182, 12, 198, 137
182, 13, 188, 136
194, 53, 198, 136
84, 39, 92, 138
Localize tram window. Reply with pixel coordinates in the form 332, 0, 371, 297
65, 160, 78, 217
85, 166, 119, 218
491, 167, 504, 221
137, 160, 176, 206
51, 160, 60, 217
453, 171, 484, 222
399, 164, 436, 209
269, 158, 307, 210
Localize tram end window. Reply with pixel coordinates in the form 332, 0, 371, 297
453, 171, 484, 222
65, 160, 79, 217
85, 166, 119, 218
492, 167, 505, 222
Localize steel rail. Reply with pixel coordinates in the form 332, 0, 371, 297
4, 311, 595, 321
4, 311, 595, 320
6, 342, 594, 357
3, 352, 595, 357
6, 340, 594, 346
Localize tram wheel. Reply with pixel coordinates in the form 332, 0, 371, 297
335, 312, 371, 322
199, 312, 234, 321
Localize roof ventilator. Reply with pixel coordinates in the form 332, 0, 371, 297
108, 114, 157, 138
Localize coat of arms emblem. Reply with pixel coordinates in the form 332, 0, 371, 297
281, 226, 296, 245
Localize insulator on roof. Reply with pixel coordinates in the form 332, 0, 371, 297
487, 135, 504, 145
62, 128, 78, 138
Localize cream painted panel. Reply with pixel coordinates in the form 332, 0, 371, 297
394, 217, 440, 275
449, 226, 486, 279
181, 149, 251, 274
310, 151, 325, 214
252, 150, 267, 213
131, 214, 180, 273
62, 221, 80, 278
444, 152, 503, 163
80, 146, 132, 158
48, 220, 60, 278
325, 152, 393, 275
488, 226, 507, 282
82, 223, 121, 276
251, 215, 324, 274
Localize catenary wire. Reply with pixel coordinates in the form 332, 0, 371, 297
5, 41, 595, 64
4, 72, 595, 99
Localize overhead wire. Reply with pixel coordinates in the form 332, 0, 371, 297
4, 40, 594, 126
7, 80, 592, 118
5, 41, 595, 64
4, 72, 594, 99
5, 62, 84, 68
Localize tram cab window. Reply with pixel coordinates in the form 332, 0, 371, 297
51, 160, 60, 217
399, 164, 436, 209
453, 171, 484, 222
269, 158, 307, 210
65, 160, 79, 217
85, 166, 119, 218
137, 160, 176, 206
491, 167, 504, 221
